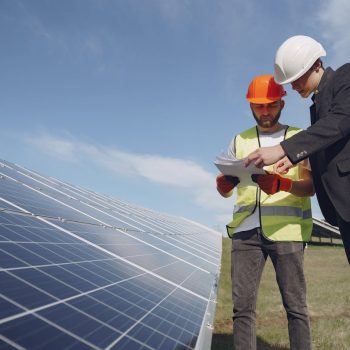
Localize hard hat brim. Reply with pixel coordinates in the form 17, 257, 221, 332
247, 97, 283, 104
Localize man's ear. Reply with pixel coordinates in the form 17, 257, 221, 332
312, 59, 322, 72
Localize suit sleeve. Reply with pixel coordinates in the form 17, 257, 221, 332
281, 66, 350, 164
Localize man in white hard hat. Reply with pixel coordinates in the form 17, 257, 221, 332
245, 35, 350, 264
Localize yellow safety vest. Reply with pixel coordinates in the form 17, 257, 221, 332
226, 126, 312, 241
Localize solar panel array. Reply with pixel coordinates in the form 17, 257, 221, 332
312, 217, 340, 242
0, 159, 222, 350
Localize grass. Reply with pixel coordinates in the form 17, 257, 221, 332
211, 238, 350, 350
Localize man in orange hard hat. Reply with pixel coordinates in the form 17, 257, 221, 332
216, 75, 314, 350
245, 35, 350, 264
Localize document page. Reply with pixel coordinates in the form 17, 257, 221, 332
214, 152, 265, 186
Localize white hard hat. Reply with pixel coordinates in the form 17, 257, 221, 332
274, 35, 326, 84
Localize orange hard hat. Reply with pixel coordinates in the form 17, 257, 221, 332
246, 75, 286, 103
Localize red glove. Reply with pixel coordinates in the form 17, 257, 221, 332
216, 174, 240, 194
252, 173, 292, 194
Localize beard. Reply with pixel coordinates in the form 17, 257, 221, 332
253, 110, 282, 128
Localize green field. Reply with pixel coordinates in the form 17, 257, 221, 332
211, 238, 350, 350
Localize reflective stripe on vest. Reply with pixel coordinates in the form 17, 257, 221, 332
226, 126, 312, 241
261, 206, 312, 219
234, 205, 312, 219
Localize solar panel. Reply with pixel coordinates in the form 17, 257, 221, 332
0, 159, 222, 350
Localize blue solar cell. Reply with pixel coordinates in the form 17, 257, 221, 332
1, 272, 56, 309
0, 248, 27, 269
0, 217, 78, 244
1, 242, 55, 266
63, 263, 116, 287
11, 268, 78, 299
0, 297, 24, 319
109, 336, 145, 350
68, 296, 135, 332
89, 289, 147, 320
1, 315, 94, 350
38, 265, 99, 292
181, 270, 217, 299
128, 323, 194, 350
38, 303, 122, 348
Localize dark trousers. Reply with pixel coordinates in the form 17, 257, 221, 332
231, 228, 311, 350
336, 213, 350, 264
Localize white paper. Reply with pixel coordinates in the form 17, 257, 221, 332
214, 151, 265, 186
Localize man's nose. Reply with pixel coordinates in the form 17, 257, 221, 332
261, 105, 269, 114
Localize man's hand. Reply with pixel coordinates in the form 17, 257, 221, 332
252, 172, 292, 194
273, 156, 294, 174
216, 174, 240, 196
244, 144, 285, 168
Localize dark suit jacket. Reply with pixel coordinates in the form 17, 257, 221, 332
281, 64, 350, 225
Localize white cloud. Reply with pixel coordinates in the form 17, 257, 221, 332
25, 132, 233, 216
28, 134, 78, 162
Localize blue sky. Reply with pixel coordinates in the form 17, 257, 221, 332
1, 0, 349, 232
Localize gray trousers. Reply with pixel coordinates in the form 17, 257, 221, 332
231, 228, 312, 350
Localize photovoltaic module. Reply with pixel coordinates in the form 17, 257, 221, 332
0, 159, 221, 350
